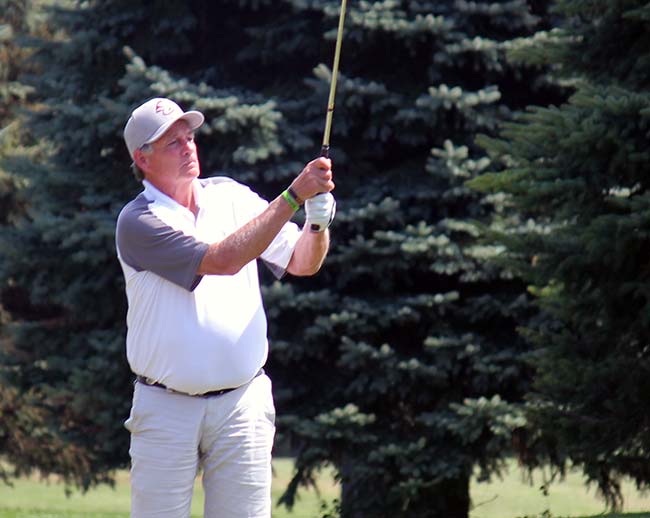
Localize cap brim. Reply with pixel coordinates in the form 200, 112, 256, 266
143, 110, 205, 145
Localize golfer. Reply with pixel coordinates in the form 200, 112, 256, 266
115, 97, 336, 518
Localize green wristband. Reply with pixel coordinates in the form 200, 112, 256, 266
281, 189, 300, 212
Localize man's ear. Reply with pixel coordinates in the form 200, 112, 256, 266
133, 149, 149, 172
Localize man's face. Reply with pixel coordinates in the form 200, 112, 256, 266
139, 119, 201, 184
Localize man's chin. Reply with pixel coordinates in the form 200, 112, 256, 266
182, 166, 201, 178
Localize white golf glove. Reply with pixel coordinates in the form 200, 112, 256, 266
305, 192, 336, 233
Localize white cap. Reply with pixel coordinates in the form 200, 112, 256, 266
123, 98, 204, 159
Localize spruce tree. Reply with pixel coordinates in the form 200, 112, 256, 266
0, 0, 35, 223
0, 1, 559, 515
264, 1, 560, 516
472, 0, 650, 510
0, 0, 91, 486
0, 0, 345, 489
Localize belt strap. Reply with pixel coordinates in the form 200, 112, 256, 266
136, 368, 264, 398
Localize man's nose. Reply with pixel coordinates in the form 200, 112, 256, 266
181, 139, 194, 154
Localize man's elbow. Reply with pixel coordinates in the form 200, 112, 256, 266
198, 256, 246, 276
221, 264, 245, 276
287, 261, 323, 277
300, 266, 322, 276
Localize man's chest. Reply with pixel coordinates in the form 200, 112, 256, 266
152, 197, 244, 244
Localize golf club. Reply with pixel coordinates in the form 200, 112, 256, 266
308, 0, 348, 233
321, 0, 348, 159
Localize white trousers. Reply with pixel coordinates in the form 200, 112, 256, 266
125, 373, 276, 518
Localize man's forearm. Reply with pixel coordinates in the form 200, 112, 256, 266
198, 195, 295, 275
286, 228, 330, 276
199, 155, 335, 277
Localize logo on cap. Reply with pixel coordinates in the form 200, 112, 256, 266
155, 99, 176, 117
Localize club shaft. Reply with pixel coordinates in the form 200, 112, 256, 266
321, 0, 348, 158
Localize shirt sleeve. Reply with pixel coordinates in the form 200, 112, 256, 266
260, 221, 301, 279
116, 198, 209, 291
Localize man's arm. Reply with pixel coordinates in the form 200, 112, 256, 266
198, 195, 296, 275
286, 228, 330, 276
198, 156, 334, 276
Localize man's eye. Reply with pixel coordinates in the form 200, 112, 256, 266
168, 136, 193, 146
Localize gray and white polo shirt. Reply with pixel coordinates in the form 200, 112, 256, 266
116, 177, 300, 394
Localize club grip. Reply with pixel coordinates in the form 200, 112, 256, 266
312, 146, 331, 231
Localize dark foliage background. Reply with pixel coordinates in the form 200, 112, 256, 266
7, 1, 648, 517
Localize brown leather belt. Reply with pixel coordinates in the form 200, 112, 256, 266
136, 368, 264, 398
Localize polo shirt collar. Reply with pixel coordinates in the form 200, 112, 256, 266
142, 179, 206, 212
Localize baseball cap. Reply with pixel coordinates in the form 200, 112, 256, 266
123, 98, 205, 159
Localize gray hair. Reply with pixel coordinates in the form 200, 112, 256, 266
131, 163, 145, 182
131, 143, 152, 182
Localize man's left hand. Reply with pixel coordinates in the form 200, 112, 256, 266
305, 193, 336, 233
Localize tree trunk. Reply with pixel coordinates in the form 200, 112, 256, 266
339, 465, 471, 518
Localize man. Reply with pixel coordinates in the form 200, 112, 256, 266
115, 97, 336, 518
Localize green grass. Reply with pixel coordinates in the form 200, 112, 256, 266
1, 458, 650, 518
470, 463, 650, 518
0, 458, 336, 518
